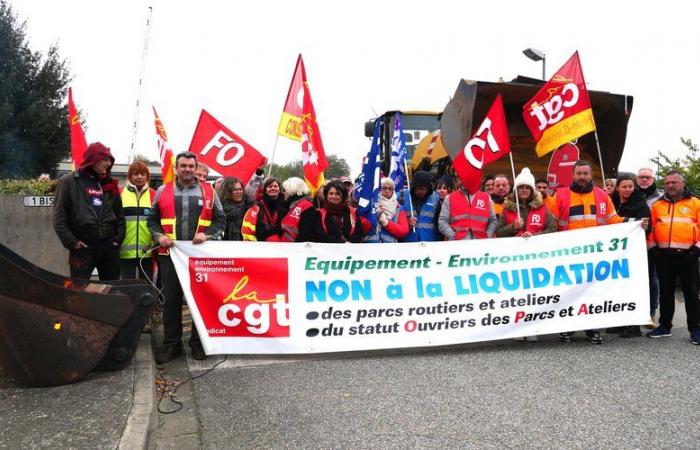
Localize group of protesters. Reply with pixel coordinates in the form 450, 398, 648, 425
53, 143, 700, 364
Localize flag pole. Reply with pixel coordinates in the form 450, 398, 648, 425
267, 133, 280, 178
403, 157, 415, 233
128, 6, 153, 163
593, 131, 607, 186
270, 54, 303, 178
508, 152, 521, 221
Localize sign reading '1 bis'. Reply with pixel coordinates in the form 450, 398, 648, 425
23, 196, 54, 207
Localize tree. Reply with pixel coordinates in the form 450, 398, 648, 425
650, 138, 700, 193
269, 154, 351, 181
0, 1, 72, 179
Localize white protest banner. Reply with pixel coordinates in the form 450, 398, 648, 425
170, 221, 649, 355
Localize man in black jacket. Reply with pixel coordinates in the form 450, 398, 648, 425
53, 142, 125, 280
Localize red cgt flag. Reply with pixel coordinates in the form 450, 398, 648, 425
522, 51, 596, 157
188, 110, 266, 184
452, 95, 511, 194
153, 107, 175, 184
298, 56, 328, 192
67, 87, 87, 167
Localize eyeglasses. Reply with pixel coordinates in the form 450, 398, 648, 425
381, 186, 394, 191
637, 176, 653, 180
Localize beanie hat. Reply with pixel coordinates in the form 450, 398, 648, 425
412, 171, 432, 188
514, 167, 536, 191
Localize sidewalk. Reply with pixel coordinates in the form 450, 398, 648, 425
0, 334, 156, 449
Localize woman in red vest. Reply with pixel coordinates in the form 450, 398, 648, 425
252, 178, 288, 241
279, 177, 319, 242
318, 180, 365, 243
496, 167, 557, 239
496, 167, 557, 342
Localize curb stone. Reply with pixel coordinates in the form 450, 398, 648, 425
118, 334, 157, 450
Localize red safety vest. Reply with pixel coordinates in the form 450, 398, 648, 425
448, 191, 491, 239
280, 198, 315, 242
242, 201, 283, 242
158, 182, 214, 255
502, 205, 547, 236
319, 207, 357, 241
556, 187, 608, 231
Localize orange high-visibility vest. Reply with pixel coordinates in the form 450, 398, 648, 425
556, 187, 611, 230
648, 194, 700, 251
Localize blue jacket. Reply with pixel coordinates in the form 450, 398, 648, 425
365, 205, 403, 243
402, 192, 439, 242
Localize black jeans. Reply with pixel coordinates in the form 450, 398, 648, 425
69, 246, 120, 281
158, 255, 201, 349
120, 257, 154, 282
655, 253, 700, 332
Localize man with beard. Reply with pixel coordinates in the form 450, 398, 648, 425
403, 171, 440, 242
148, 151, 225, 363
491, 174, 511, 218
551, 160, 623, 344
646, 171, 700, 345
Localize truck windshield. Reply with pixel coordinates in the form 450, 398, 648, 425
392, 114, 440, 159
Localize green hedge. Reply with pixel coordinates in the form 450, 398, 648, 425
0, 179, 58, 194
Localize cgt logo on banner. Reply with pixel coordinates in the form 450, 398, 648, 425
188, 257, 290, 338
171, 221, 649, 355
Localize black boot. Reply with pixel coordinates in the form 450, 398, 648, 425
620, 326, 642, 338
155, 345, 183, 365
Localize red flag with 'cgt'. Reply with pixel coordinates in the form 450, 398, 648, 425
522, 51, 596, 157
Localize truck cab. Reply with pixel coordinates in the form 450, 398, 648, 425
364, 111, 441, 177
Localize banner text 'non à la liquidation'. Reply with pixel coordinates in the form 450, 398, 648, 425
170, 222, 649, 354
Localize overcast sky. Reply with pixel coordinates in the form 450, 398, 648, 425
10, 0, 700, 176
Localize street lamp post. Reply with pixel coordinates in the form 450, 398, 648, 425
522, 48, 546, 80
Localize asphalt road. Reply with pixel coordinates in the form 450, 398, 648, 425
0, 361, 134, 449
186, 310, 699, 449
